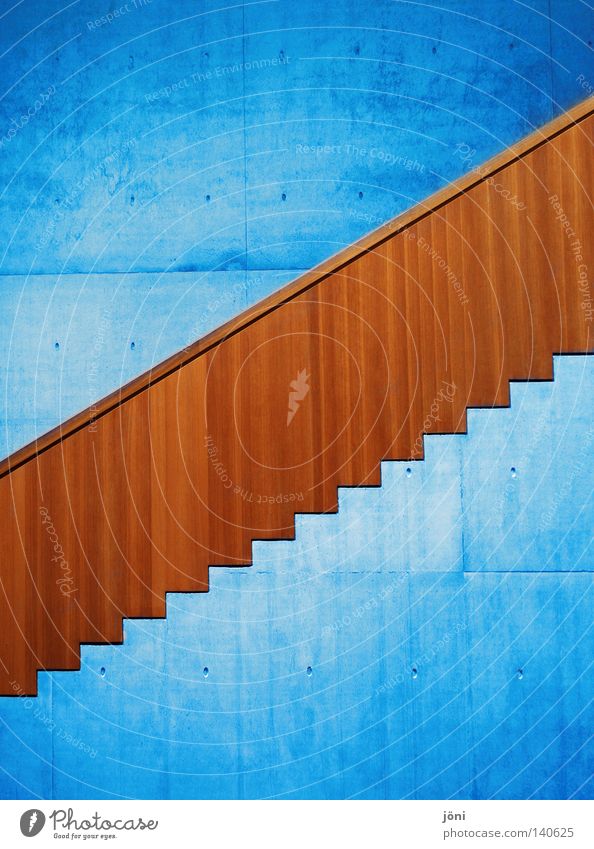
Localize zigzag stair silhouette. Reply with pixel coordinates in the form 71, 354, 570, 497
42, 353, 594, 695
0, 98, 592, 695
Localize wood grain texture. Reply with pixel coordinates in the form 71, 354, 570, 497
0, 104, 592, 695
2, 96, 593, 482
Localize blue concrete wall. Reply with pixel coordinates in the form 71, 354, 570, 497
1, 356, 592, 799
1, 0, 593, 456
0, 1, 593, 801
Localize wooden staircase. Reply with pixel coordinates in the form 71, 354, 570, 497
1, 98, 592, 696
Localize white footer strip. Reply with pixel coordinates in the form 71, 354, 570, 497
0, 799, 592, 848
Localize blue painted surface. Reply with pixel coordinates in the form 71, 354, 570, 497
1, 356, 592, 799
0, 1, 593, 801
463, 358, 594, 572
0, 0, 590, 276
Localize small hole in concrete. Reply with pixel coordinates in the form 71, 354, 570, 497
281, 192, 287, 201
411, 667, 418, 679
511, 467, 517, 478
517, 668, 524, 680
406, 467, 412, 477
203, 667, 209, 678
54, 342, 60, 350
100, 667, 106, 678
306, 666, 313, 676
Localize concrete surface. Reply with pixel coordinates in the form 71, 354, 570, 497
0, 356, 592, 799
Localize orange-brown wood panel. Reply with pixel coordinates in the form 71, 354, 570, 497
0, 105, 592, 694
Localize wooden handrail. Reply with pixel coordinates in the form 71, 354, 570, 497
1, 95, 593, 480
1, 97, 593, 694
